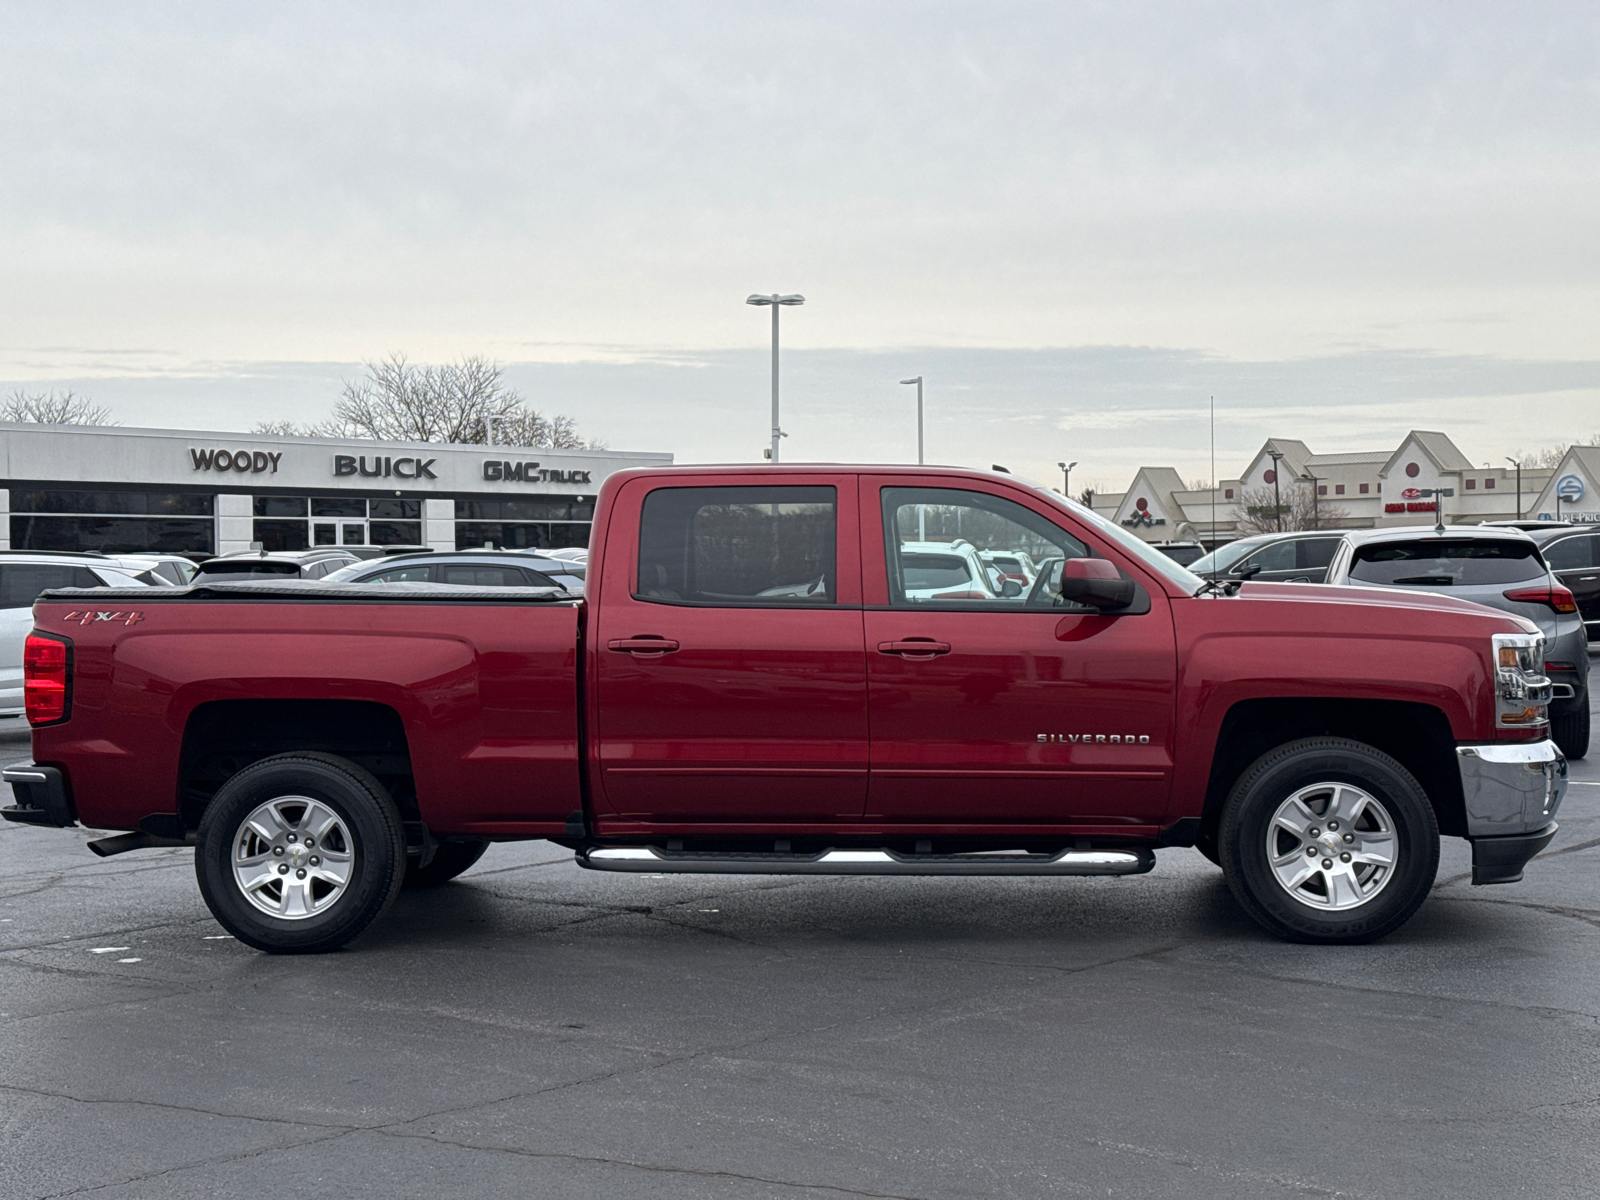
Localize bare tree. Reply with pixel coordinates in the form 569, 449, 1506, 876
262, 354, 601, 449
1516, 435, 1600, 469
3, 389, 115, 426
1231, 485, 1349, 535
249, 420, 302, 436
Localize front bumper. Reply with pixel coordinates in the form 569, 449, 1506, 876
1456, 739, 1566, 885
1, 761, 75, 827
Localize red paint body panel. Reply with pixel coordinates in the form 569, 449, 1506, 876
25, 465, 1539, 842
31, 600, 582, 834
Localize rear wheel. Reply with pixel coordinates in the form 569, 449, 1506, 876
1552, 695, 1590, 760
195, 753, 407, 954
404, 839, 490, 888
1218, 737, 1438, 944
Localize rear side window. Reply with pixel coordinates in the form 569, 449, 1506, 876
440, 565, 541, 587
0, 564, 101, 608
1240, 540, 1295, 572
637, 486, 836, 605
1541, 535, 1594, 571
1298, 538, 1341, 571
1349, 540, 1546, 586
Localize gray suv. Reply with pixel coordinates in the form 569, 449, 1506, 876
1326, 527, 1589, 757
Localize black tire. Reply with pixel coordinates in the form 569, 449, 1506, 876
403, 839, 490, 888
195, 752, 407, 954
1218, 737, 1439, 944
1552, 696, 1590, 760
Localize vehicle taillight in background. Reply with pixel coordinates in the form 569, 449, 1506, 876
24, 632, 71, 725
1502, 584, 1579, 614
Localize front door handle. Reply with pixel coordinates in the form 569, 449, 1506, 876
878, 639, 951, 659
608, 637, 680, 655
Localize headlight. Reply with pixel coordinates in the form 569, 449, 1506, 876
1493, 631, 1551, 727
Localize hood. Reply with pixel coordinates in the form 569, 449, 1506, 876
1237, 581, 1541, 636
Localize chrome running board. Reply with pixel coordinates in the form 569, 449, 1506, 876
577, 845, 1155, 876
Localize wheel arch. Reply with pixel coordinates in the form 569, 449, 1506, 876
1198, 698, 1465, 844
178, 699, 415, 833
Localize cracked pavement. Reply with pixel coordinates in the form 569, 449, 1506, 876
2, 686, 1598, 1199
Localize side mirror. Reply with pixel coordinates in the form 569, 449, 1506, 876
999, 579, 1023, 598
1059, 558, 1135, 610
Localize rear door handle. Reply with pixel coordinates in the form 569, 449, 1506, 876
878, 639, 951, 658
608, 637, 680, 655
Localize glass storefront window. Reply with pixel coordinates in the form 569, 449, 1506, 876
369, 521, 423, 545
253, 496, 308, 517
369, 499, 421, 519
12, 489, 213, 516
252, 519, 309, 552
454, 521, 590, 551
455, 498, 595, 522
312, 497, 367, 517
12, 515, 217, 555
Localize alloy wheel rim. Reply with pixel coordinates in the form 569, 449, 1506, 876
1265, 782, 1397, 912
231, 796, 355, 921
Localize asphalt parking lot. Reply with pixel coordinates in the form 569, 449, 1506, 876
2, 692, 1598, 1199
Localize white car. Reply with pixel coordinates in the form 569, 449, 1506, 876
0, 552, 156, 717
896, 540, 1005, 601
105, 554, 198, 586
978, 549, 1038, 588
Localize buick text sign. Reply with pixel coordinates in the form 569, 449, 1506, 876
483, 461, 592, 484
333, 454, 437, 479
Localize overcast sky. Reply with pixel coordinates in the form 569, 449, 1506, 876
3, 2, 1597, 491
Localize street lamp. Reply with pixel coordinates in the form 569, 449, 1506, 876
899, 377, 924, 464
1505, 455, 1522, 520
1058, 460, 1078, 497
746, 293, 805, 462
1266, 450, 1286, 531
1300, 472, 1321, 530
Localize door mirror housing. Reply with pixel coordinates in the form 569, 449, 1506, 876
1059, 558, 1136, 610
999, 578, 1023, 598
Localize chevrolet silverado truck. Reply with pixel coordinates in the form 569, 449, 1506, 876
2, 466, 1569, 953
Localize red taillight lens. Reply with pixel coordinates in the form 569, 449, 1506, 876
24, 632, 70, 725
1503, 584, 1579, 614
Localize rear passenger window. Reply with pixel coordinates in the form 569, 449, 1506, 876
1298, 538, 1340, 571
441, 566, 532, 587
1541, 536, 1593, 571
637, 486, 836, 604
0, 564, 97, 608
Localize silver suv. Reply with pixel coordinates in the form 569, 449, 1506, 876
1326, 527, 1589, 757
324, 551, 584, 593
0, 551, 158, 717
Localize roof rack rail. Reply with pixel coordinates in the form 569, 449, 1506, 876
0, 548, 109, 558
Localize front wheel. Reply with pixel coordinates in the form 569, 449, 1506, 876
1218, 737, 1439, 944
195, 753, 407, 954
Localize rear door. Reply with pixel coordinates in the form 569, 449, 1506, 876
592, 475, 868, 825
1541, 533, 1600, 636
860, 478, 1178, 828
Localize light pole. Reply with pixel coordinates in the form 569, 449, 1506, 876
746, 293, 805, 462
1267, 450, 1286, 531
1505, 455, 1522, 519
899, 377, 924, 464
1300, 471, 1321, 530
1058, 460, 1077, 497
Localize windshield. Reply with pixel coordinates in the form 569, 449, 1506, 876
1349, 539, 1546, 587
1029, 486, 1204, 593
1189, 540, 1260, 576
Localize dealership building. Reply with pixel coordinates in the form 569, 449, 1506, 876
0, 423, 673, 557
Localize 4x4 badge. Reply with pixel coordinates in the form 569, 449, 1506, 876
63, 611, 145, 627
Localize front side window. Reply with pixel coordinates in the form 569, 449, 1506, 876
1349, 539, 1547, 586
367, 565, 433, 584
882, 487, 1090, 608
1239, 540, 1296, 573
637, 486, 836, 605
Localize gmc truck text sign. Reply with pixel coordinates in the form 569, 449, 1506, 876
483, 461, 593, 484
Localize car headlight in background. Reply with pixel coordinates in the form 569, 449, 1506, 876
1493, 631, 1552, 728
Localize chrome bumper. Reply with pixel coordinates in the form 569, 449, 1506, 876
1456, 739, 1567, 838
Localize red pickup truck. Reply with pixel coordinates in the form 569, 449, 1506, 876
3, 466, 1569, 952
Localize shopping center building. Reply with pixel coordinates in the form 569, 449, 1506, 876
1093, 429, 1562, 547
0, 423, 672, 557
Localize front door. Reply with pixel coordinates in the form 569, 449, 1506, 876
861, 480, 1177, 828
593, 477, 868, 826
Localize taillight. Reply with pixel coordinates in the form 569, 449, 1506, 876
24, 632, 71, 725
1502, 584, 1579, 614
